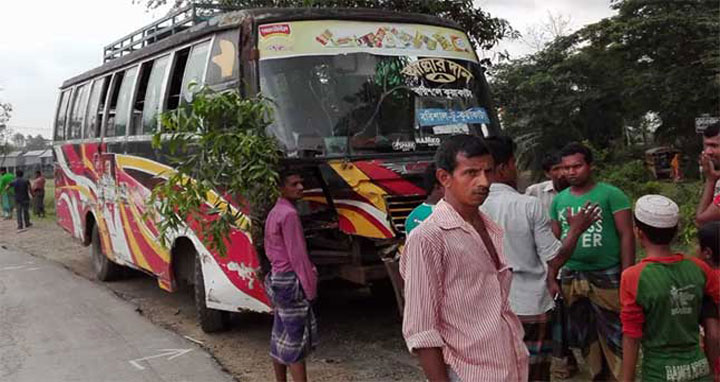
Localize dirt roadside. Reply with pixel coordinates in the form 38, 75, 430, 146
0, 217, 422, 381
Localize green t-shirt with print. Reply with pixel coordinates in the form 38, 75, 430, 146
405, 203, 434, 234
550, 182, 631, 271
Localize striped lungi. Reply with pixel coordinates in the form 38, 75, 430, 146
562, 266, 623, 381
265, 272, 317, 365
518, 311, 553, 382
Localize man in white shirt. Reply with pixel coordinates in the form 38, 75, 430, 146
483, 136, 599, 381
525, 152, 569, 213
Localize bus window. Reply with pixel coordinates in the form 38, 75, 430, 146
113, 66, 138, 137
141, 55, 170, 134
68, 83, 90, 140
130, 61, 154, 136
105, 72, 125, 137
54, 90, 71, 141
166, 48, 190, 111
205, 30, 239, 87
85, 77, 109, 139
181, 41, 210, 104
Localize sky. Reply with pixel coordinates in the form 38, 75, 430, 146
0, 0, 616, 140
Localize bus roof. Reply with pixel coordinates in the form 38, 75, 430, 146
61, 7, 464, 89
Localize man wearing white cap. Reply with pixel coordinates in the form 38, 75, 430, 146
621, 195, 720, 381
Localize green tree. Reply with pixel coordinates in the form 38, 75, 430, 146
147, 88, 281, 256
491, 0, 720, 174
0, 102, 11, 156
139, 0, 516, 61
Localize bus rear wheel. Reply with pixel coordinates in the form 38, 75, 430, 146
90, 225, 123, 281
193, 255, 229, 333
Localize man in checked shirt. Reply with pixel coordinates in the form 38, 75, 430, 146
401, 135, 528, 381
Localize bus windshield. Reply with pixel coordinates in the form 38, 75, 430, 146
257, 20, 495, 157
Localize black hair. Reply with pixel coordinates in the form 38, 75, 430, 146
0, 167, 5, 172
484, 135, 516, 166
422, 163, 440, 194
35, 170, 42, 175
15, 170, 23, 178
634, 217, 677, 245
703, 122, 720, 138
698, 222, 720, 266
278, 166, 302, 185
560, 142, 594, 165
434, 134, 491, 173
542, 152, 562, 173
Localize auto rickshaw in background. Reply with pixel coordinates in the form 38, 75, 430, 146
645, 146, 682, 181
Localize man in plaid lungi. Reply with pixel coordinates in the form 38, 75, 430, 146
264, 168, 318, 382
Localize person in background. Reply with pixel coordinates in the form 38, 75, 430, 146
401, 135, 528, 382
621, 195, 719, 382
405, 163, 444, 235
9, 170, 31, 232
0, 167, 14, 219
696, 122, 720, 225
31, 170, 46, 218
549, 142, 635, 381
698, 222, 720, 380
264, 168, 317, 382
482, 136, 600, 381
525, 152, 570, 213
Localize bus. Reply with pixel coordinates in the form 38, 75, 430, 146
52, 5, 501, 332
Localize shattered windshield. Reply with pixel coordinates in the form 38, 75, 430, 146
258, 20, 497, 157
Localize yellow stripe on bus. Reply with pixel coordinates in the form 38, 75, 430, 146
328, 162, 387, 211
126, 201, 171, 263
118, 203, 152, 271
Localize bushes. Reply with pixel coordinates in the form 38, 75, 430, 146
595, 159, 702, 249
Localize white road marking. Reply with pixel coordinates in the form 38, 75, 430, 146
128, 348, 193, 370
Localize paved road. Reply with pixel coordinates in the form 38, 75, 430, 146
0, 245, 234, 382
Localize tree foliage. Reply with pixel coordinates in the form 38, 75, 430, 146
0, 102, 12, 155
139, 0, 516, 61
491, 0, 720, 174
147, 88, 281, 256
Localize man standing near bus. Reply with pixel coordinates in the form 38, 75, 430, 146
401, 135, 528, 382
695, 122, 720, 225
525, 152, 569, 213
264, 168, 317, 382
549, 142, 635, 381
31, 170, 46, 218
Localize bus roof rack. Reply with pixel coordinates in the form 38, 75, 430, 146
102, 4, 238, 63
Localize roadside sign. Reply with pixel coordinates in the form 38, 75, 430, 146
696, 116, 720, 133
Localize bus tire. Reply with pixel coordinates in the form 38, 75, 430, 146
90, 225, 123, 281
194, 255, 229, 333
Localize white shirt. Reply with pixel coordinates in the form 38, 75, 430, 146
482, 183, 561, 315
524, 179, 557, 214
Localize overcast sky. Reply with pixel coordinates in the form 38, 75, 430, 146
0, 0, 615, 139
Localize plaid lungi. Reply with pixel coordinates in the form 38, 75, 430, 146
519, 311, 553, 382
265, 271, 317, 365
562, 266, 623, 380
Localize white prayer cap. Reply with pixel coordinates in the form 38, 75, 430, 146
634, 194, 680, 228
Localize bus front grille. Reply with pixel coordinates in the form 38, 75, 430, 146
385, 195, 425, 235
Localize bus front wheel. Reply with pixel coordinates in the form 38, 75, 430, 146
90, 225, 123, 281
194, 255, 229, 333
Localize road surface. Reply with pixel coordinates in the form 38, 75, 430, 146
0, 245, 234, 382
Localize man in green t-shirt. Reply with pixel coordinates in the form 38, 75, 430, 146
0, 167, 15, 219
405, 163, 443, 235
549, 142, 635, 381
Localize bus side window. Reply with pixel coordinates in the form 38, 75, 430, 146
53, 90, 71, 141
105, 71, 125, 138
166, 48, 190, 111
85, 77, 109, 139
180, 41, 211, 105
68, 83, 90, 140
205, 30, 239, 89
141, 55, 170, 134
131, 61, 154, 136
113, 66, 138, 138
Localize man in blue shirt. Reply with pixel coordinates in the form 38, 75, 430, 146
405, 163, 444, 234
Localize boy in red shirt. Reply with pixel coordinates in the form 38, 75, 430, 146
621, 195, 720, 381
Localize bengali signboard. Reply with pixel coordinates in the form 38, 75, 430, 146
258, 20, 478, 63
